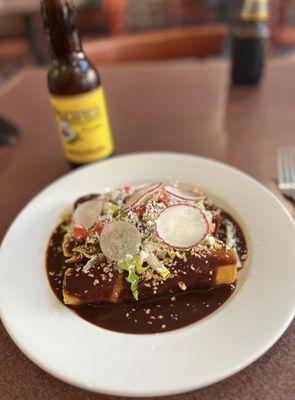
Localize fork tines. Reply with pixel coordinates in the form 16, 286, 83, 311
277, 147, 295, 196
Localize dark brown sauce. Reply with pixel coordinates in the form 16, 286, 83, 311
74, 194, 99, 210
46, 210, 247, 334
74, 286, 234, 334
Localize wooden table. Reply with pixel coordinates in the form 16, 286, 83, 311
0, 60, 294, 400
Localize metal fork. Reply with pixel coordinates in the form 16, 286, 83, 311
277, 147, 295, 203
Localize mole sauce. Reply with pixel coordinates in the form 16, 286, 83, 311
46, 211, 247, 334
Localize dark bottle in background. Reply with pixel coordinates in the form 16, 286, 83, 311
40, 0, 114, 167
231, 0, 269, 85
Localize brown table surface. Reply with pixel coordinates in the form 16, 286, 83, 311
0, 60, 294, 400
0, 0, 88, 16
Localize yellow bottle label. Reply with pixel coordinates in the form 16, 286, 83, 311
241, 0, 269, 22
50, 87, 114, 164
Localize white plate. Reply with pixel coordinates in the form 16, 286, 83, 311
1, 152, 295, 397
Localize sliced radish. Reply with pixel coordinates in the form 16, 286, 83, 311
123, 183, 162, 210
73, 198, 104, 229
156, 205, 208, 249
99, 221, 141, 261
165, 185, 205, 202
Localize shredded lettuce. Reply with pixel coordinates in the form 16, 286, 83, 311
147, 254, 171, 280
116, 256, 147, 300
114, 210, 128, 220
213, 241, 223, 250
155, 264, 170, 279
166, 248, 187, 262
232, 247, 242, 268
72, 246, 93, 259
83, 255, 98, 272
103, 203, 119, 216
118, 254, 171, 299
196, 200, 205, 210
175, 250, 187, 261
119, 256, 147, 275
126, 266, 140, 300
225, 219, 236, 249
134, 256, 147, 274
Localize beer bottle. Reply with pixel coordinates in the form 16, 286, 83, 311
231, 0, 269, 85
40, 0, 114, 167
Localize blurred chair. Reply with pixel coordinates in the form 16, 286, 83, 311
0, 15, 31, 68
101, 0, 215, 35
102, 0, 126, 35
77, 0, 108, 36
0, 38, 31, 84
0, 38, 30, 65
83, 24, 226, 64
271, 0, 295, 48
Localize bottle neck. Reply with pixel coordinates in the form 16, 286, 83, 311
240, 0, 269, 22
41, 0, 82, 61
